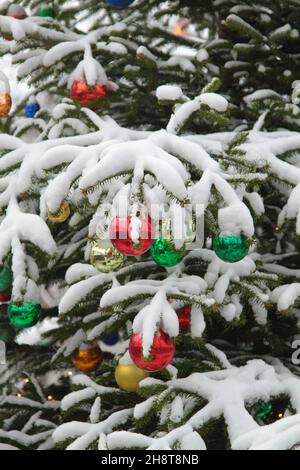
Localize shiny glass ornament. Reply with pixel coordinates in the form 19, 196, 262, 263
151, 237, 185, 267
110, 215, 154, 256
0, 93, 11, 117
47, 200, 70, 223
0, 266, 12, 292
24, 100, 40, 118
0, 323, 15, 343
115, 363, 148, 392
0, 289, 11, 303
102, 333, 119, 346
39, 5, 55, 17
255, 402, 272, 419
177, 306, 191, 334
8, 302, 40, 329
106, 0, 135, 7
213, 233, 249, 263
70, 80, 107, 108
129, 330, 175, 372
72, 344, 103, 373
90, 240, 126, 273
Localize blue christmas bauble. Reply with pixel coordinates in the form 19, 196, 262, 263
24, 101, 40, 118
106, 0, 134, 7
102, 333, 119, 346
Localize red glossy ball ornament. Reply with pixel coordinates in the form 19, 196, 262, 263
129, 330, 175, 372
70, 80, 107, 108
177, 306, 191, 334
110, 215, 155, 256
7, 4, 27, 19
0, 289, 11, 303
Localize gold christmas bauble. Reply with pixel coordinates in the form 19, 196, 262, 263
47, 200, 70, 223
72, 343, 103, 373
115, 363, 149, 392
0, 93, 11, 117
90, 240, 126, 273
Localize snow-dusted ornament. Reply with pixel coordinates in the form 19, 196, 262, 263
47, 200, 70, 223
109, 214, 155, 256
90, 240, 126, 273
115, 363, 148, 392
70, 80, 107, 108
106, 0, 135, 8
7, 4, 27, 19
24, 96, 40, 118
151, 216, 195, 267
72, 343, 103, 373
213, 232, 250, 263
129, 330, 175, 372
0, 71, 11, 118
68, 49, 117, 108
7, 302, 40, 329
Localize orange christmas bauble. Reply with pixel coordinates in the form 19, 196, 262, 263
72, 344, 103, 373
0, 93, 11, 117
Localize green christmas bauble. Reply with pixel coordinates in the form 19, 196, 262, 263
0, 323, 15, 343
39, 5, 55, 17
90, 240, 126, 273
0, 266, 12, 293
8, 302, 40, 329
151, 237, 186, 267
255, 402, 273, 419
213, 233, 249, 263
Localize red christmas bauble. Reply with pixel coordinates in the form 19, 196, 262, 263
7, 5, 27, 19
70, 80, 107, 108
177, 306, 191, 334
110, 215, 155, 256
129, 330, 175, 371
0, 289, 11, 303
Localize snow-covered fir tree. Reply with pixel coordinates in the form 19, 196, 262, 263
0, 0, 300, 451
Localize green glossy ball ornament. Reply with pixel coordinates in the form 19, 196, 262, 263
90, 240, 126, 273
0, 266, 12, 293
8, 302, 40, 329
0, 323, 15, 343
151, 237, 186, 267
39, 5, 55, 17
255, 402, 272, 419
213, 233, 249, 263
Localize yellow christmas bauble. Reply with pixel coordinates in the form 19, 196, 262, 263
115, 363, 149, 392
90, 240, 126, 273
0, 93, 11, 117
47, 200, 70, 223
